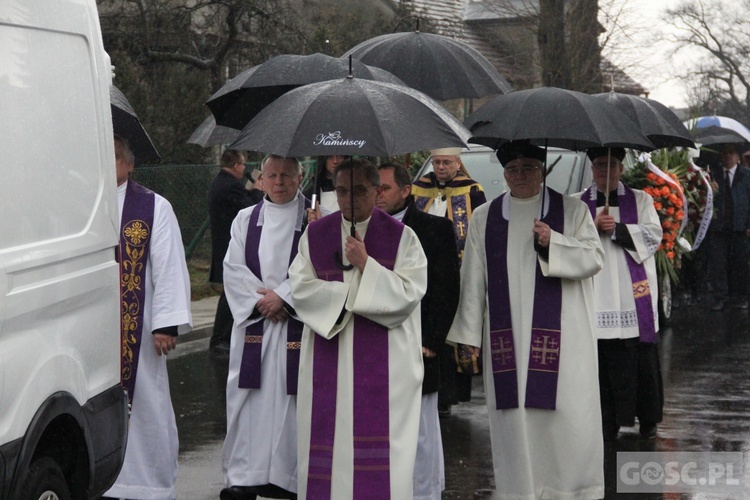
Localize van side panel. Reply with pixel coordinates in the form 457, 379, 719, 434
0, 0, 126, 497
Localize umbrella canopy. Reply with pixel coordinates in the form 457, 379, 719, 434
110, 85, 160, 164
685, 115, 750, 145
594, 92, 695, 149
465, 87, 654, 152
342, 30, 512, 101
206, 53, 406, 129
227, 77, 470, 157
187, 114, 239, 148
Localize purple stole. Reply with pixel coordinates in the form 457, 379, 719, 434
238, 196, 310, 394
119, 181, 155, 405
582, 185, 657, 343
486, 190, 564, 411
306, 208, 403, 500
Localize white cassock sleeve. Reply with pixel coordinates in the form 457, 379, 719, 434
445, 204, 487, 350
223, 206, 264, 330
620, 190, 663, 264
149, 196, 192, 334
540, 196, 604, 280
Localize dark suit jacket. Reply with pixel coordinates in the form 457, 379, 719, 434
208, 169, 255, 283
709, 164, 750, 232
402, 200, 461, 394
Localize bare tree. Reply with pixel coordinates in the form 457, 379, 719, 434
666, 0, 750, 122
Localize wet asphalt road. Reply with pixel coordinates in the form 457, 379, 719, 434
169, 299, 750, 499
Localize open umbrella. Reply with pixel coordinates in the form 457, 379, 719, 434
343, 30, 512, 100
228, 75, 470, 259
465, 87, 654, 152
228, 77, 470, 157
205, 53, 405, 129
110, 85, 160, 165
685, 115, 750, 146
187, 114, 239, 148
594, 92, 695, 149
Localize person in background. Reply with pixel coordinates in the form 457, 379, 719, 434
412, 147, 487, 415
245, 167, 265, 205
208, 149, 255, 355
303, 155, 346, 214
706, 143, 750, 311
579, 147, 664, 440
376, 162, 460, 500
290, 158, 427, 499
448, 140, 604, 499
220, 155, 308, 500
104, 136, 192, 500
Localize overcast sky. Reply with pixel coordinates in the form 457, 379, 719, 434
610, 0, 693, 109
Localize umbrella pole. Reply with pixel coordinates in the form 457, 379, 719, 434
604, 147, 611, 215
311, 161, 318, 211
350, 159, 356, 237
541, 140, 548, 220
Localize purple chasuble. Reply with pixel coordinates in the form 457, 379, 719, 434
238, 197, 310, 394
485, 190, 564, 411
582, 185, 657, 343
306, 208, 404, 500
119, 180, 155, 405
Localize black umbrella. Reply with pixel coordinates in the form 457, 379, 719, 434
343, 30, 512, 100
228, 75, 469, 257
110, 85, 160, 164
465, 87, 655, 152
593, 92, 695, 149
228, 77, 470, 158
206, 53, 406, 129
187, 115, 239, 148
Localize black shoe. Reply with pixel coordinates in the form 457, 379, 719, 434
220, 486, 258, 500
210, 341, 231, 355
711, 301, 725, 311
734, 300, 749, 309
603, 423, 620, 442
438, 403, 452, 418
639, 421, 658, 439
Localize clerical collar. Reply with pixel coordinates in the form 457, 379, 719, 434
389, 204, 407, 222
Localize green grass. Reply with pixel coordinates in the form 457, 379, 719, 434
187, 257, 219, 301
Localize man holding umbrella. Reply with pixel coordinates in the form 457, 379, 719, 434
289, 159, 427, 499
448, 141, 605, 499
579, 147, 664, 440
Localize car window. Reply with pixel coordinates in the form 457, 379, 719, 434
415, 148, 592, 200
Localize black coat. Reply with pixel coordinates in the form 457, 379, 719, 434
402, 200, 461, 394
208, 170, 255, 283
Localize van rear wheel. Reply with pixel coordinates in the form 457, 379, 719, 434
19, 457, 71, 500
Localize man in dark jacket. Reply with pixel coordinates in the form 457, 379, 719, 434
707, 143, 750, 311
208, 149, 256, 353
376, 162, 460, 499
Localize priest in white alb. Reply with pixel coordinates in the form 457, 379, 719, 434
447, 141, 605, 499
289, 159, 427, 500
106, 136, 192, 500
579, 147, 663, 441
221, 155, 309, 500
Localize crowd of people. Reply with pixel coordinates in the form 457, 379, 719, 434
112, 138, 678, 499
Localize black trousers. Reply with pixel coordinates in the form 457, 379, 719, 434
598, 338, 663, 427
210, 290, 233, 348
709, 230, 749, 302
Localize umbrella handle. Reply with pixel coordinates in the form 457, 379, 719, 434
311, 194, 317, 211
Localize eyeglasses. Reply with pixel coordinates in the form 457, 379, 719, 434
433, 159, 456, 167
334, 185, 374, 198
504, 165, 540, 176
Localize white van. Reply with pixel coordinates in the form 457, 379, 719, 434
0, 1, 128, 498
